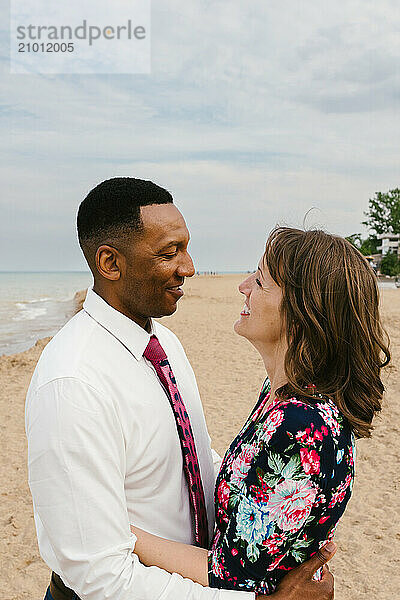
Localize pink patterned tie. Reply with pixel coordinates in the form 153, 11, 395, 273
144, 335, 209, 548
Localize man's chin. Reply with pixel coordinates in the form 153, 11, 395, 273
165, 303, 178, 316
154, 302, 178, 319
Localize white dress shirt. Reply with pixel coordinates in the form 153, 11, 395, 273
26, 288, 254, 600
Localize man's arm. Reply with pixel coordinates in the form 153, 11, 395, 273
26, 378, 254, 600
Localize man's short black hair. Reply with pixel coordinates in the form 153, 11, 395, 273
77, 177, 173, 264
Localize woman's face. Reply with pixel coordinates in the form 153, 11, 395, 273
234, 257, 284, 348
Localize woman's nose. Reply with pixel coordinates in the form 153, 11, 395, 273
238, 274, 253, 296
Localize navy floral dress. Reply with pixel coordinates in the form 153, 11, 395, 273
208, 379, 355, 595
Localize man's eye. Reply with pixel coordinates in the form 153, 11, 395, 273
162, 253, 177, 259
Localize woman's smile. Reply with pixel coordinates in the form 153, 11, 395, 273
240, 303, 250, 317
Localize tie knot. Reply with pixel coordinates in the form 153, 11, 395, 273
143, 335, 167, 364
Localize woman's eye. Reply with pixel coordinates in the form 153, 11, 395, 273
255, 278, 262, 287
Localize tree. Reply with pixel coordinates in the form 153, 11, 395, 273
380, 252, 400, 277
345, 233, 362, 248
345, 234, 378, 256
362, 188, 400, 235
359, 237, 379, 255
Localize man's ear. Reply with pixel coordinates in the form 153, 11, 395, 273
95, 245, 123, 281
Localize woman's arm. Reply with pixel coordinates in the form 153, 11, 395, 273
208, 402, 351, 594
130, 525, 209, 586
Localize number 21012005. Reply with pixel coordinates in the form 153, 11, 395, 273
18, 42, 74, 52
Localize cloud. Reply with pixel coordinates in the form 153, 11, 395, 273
0, 0, 399, 270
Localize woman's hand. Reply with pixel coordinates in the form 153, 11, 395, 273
258, 542, 337, 600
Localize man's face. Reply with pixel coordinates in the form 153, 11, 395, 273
118, 204, 195, 326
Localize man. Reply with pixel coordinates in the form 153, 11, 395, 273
26, 178, 335, 600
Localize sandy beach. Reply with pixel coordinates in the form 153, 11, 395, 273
1, 274, 399, 599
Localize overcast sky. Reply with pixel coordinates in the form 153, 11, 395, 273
1, 1, 399, 271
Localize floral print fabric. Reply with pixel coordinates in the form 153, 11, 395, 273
208, 379, 355, 595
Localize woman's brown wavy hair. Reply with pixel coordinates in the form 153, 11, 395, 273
263, 227, 390, 438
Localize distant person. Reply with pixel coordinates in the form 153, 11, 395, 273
27, 178, 339, 600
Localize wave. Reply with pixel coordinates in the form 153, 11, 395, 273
13, 303, 48, 321
25, 297, 52, 303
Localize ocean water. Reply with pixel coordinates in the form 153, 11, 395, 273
0, 272, 93, 355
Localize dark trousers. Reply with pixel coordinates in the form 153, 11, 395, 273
44, 572, 81, 600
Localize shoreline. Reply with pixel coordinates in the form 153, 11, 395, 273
73, 288, 87, 313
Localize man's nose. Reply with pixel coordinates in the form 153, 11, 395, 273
177, 251, 195, 278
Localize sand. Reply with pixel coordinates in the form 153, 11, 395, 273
1, 275, 399, 599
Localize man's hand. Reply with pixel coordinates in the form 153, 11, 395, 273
256, 541, 337, 600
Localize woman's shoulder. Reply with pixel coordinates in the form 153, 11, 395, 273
259, 394, 354, 484
262, 393, 353, 452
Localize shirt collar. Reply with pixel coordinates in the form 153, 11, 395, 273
83, 287, 154, 360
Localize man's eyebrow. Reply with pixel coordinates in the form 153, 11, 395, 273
157, 240, 181, 252
159, 234, 190, 250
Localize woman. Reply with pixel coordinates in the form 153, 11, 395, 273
130, 227, 390, 595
